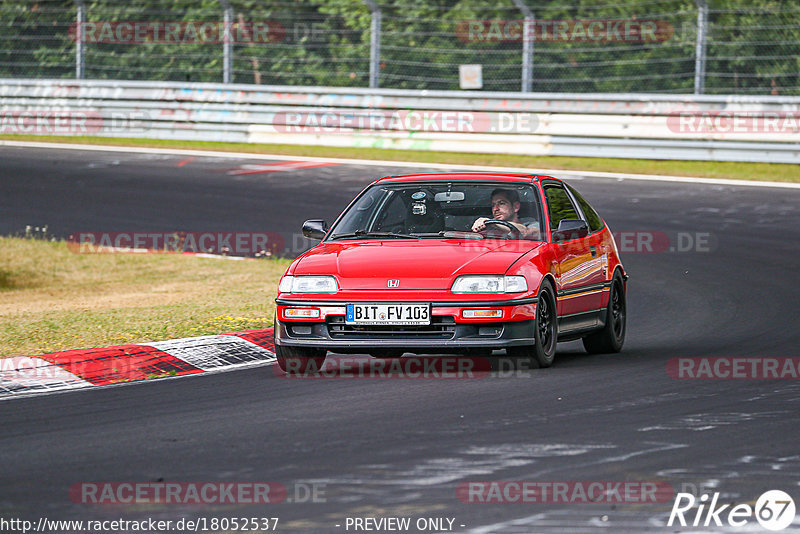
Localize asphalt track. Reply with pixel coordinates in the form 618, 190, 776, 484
2, 146, 800, 533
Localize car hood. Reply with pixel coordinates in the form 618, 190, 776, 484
291, 239, 543, 290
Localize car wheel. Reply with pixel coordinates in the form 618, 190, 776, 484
509, 280, 557, 368
275, 344, 327, 373
582, 273, 626, 354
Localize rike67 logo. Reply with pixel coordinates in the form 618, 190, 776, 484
668, 490, 796, 531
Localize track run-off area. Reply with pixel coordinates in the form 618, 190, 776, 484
2, 144, 800, 533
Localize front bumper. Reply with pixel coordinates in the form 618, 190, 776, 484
275, 317, 536, 351
275, 296, 538, 352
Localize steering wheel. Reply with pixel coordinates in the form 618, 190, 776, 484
481, 219, 521, 238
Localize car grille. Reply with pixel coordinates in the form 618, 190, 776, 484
326, 316, 456, 339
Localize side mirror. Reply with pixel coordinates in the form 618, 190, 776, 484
302, 219, 328, 240
552, 219, 589, 242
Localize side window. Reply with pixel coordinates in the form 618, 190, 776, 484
373, 192, 407, 232
330, 187, 386, 235
544, 184, 580, 235
567, 184, 605, 234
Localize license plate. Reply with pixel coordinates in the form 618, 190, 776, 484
346, 303, 430, 325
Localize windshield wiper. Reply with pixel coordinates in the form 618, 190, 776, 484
330, 230, 418, 240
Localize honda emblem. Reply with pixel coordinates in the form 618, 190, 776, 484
387, 279, 400, 288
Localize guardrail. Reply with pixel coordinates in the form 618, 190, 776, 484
2, 79, 800, 163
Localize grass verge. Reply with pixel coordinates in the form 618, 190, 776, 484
0, 237, 289, 358
1, 135, 799, 183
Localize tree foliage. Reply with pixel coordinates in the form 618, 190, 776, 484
0, 0, 797, 94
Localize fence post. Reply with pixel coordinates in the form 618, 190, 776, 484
694, 0, 708, 94
511, 0, 534, 92
364, 0, 381, 88
74, 0, 85, 79
220, 0, 234, 83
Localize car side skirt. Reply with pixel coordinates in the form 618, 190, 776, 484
556, 309, 606, 341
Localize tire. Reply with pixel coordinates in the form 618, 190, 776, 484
509, 280, 558, 368
275, 344, 327, 373
582, 273, 626, 354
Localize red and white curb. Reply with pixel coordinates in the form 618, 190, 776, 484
0, 328, 275, 399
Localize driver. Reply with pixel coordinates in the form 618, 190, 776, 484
471, 188, 538, 237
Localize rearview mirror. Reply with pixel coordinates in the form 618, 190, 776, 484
434, 191, 465, 202
302, 219, 328, 240
552, 219, 589, 242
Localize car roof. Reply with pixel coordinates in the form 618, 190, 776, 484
374, 172, 562, 184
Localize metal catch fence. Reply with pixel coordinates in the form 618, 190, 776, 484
1, 0, 799, 95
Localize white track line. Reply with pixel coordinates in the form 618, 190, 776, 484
0, 357, 90, 396
2, 139, 799, 190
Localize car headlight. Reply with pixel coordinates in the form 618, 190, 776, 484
279, 275, 338, 293
451, 275, 528, 293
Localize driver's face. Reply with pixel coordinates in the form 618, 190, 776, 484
491, 194, 519, 221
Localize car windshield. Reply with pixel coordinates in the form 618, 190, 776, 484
328, 181, 544, 241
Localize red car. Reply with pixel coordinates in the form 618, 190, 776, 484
274, 172, 627, 372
